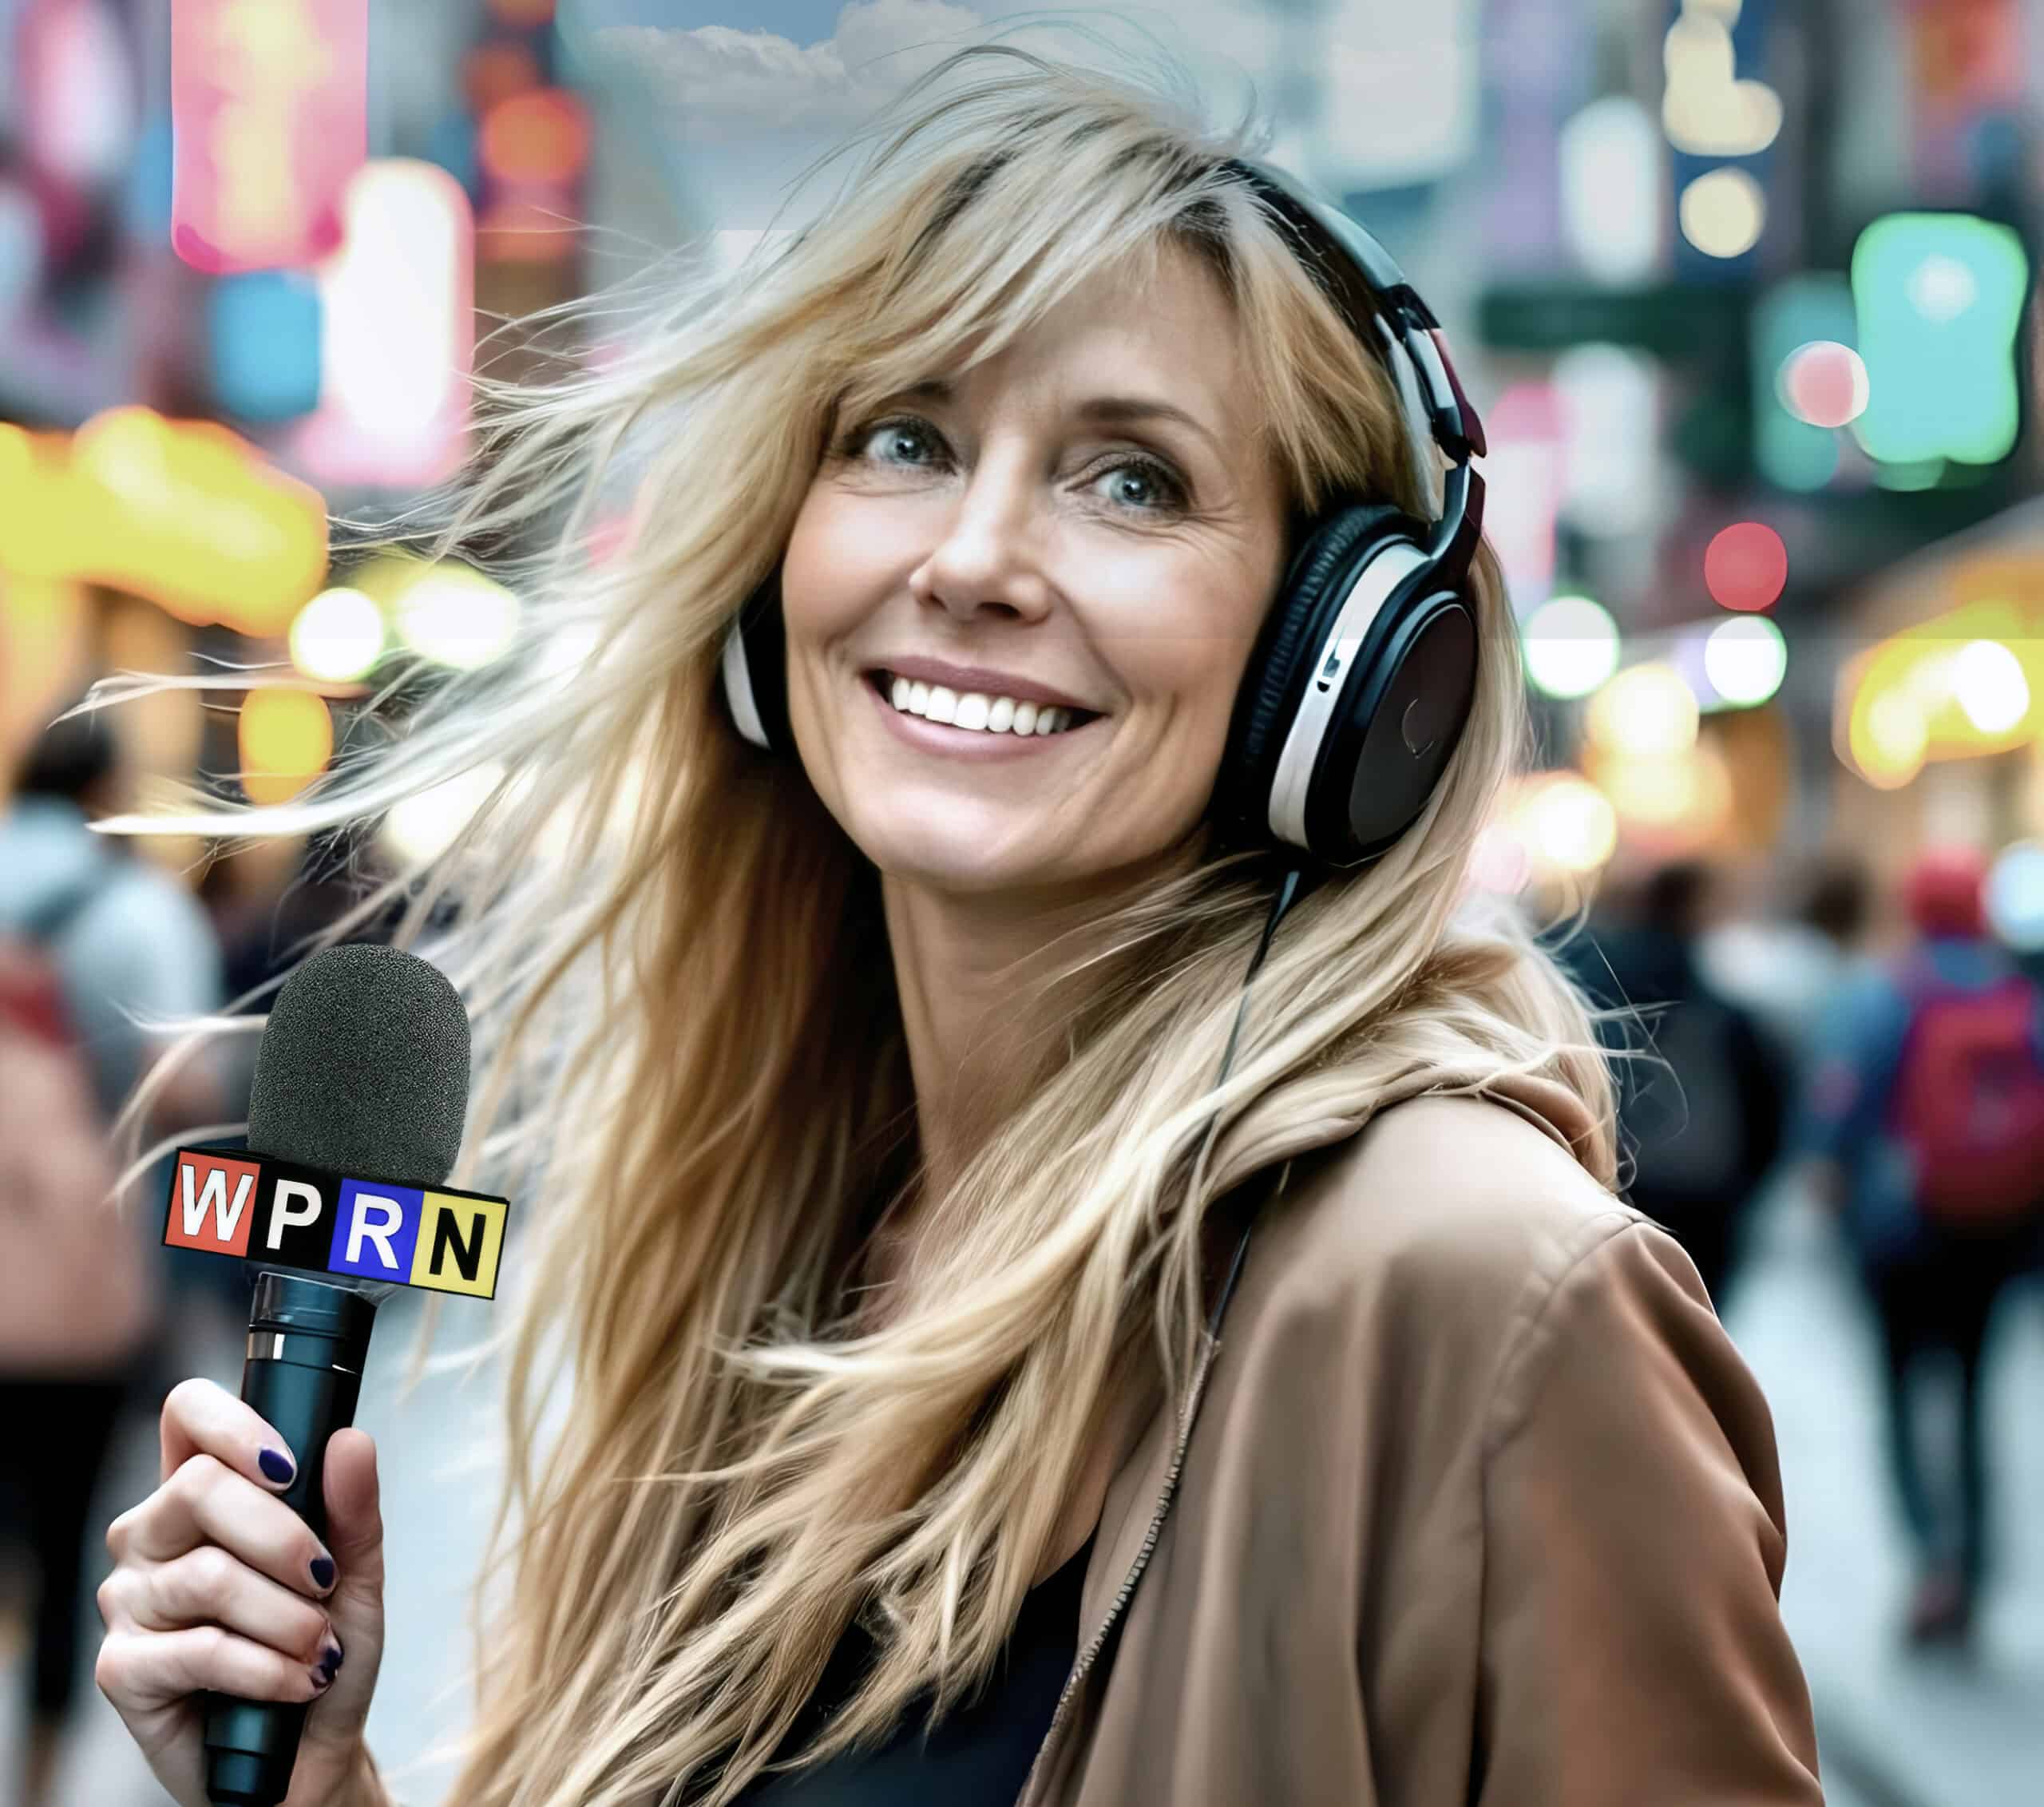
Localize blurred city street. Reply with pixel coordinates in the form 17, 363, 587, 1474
6, 2, 2044, 1804
3, 1175, 2039, 1806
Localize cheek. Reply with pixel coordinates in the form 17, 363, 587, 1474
1103, 596, 1265, 730
779, 489, 895, 644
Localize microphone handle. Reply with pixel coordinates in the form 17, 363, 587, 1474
204, 1271, 378, 1807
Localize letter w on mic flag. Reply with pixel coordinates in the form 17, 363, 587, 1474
164, 1145, 510, 1298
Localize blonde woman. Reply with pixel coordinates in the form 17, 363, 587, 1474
90, 38, 1825, 1807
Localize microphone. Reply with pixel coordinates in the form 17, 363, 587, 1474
203, 943, 472, 1807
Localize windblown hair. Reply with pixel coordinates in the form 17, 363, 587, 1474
91, 31, 1619, 1807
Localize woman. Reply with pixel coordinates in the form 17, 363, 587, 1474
90, 39, 1824, 1807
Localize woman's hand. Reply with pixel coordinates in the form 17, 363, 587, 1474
94, 1377, 388, 1807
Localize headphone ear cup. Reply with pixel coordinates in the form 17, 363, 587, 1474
1214, 502, 1413, 850
719, 564, 790, 752
1311, 585, 1476, 862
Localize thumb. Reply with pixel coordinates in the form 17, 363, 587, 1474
303, 1427, 386, 1746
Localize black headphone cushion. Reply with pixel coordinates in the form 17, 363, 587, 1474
1219, 501, 1420, 829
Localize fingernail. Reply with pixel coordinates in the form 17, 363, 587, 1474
311, 1664, 334, 1690
319, 1643, 343, 1679
259, 1448, 295, 1485
310, 1555, 336, 1589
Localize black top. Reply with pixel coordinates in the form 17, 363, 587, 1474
727, 1531, 1096, 1805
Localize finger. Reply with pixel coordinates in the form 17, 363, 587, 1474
103, 1545, 340, 1670
320, 1430, 383, 1591
157, 1376, 299, 1495
96, 1624, 336, 1712
120, 1454, 339, 1601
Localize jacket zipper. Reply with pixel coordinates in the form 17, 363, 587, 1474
1013, 1163, 1284, 1807
1012, 1329, 1223, 1807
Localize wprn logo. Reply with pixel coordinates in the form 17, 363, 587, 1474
164, 1147, 509, 1299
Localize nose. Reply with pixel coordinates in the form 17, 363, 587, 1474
905, 448, 1056, 622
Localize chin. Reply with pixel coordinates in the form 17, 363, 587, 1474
858, 821, 1064, 893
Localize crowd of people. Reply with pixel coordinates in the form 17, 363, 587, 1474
1559, 842, 2044, 1650
2, 701, 2042, 1804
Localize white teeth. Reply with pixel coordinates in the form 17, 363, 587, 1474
878, 672, 1085, 736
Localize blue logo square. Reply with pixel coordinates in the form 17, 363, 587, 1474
329, 1178, 424, 1283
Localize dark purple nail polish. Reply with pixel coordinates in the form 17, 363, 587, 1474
310, 1555, 336, 1589
319, 1644, 343, 1678
311, 1664, 333, 1690
259, 1448, 295, 1485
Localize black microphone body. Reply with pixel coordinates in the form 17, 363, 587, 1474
204, 1274, 377, 1807
202, 944, 472, 1807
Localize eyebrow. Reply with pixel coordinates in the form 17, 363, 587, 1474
899, 378, 1222, 456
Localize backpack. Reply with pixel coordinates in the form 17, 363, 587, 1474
1884, 950, 2044, 1230
0, 866, 112, 1173
0, 862, 160, 1376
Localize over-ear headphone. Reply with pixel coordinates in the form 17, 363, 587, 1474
717, 154, 1489, 873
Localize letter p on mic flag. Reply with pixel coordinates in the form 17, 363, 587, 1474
164, 1146, 510, 1299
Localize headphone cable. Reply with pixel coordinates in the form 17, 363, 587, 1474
1197, 861, 1313, 1341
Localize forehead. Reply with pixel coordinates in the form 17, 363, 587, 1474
957, 244, 1253, 425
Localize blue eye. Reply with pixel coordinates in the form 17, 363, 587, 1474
843, 414, 1190, 517
856, 418, 941, 466
1094, 459, 1185, 514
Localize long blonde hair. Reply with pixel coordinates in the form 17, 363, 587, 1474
92, 34, 1618, 1807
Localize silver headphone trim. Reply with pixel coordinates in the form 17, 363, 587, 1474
1268, 538, 1428, 852
720, 620, 771, 751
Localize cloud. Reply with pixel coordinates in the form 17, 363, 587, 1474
594, 0, 988, 140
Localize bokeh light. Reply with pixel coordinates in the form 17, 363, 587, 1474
1852, 212, 2029, 466
1586, 662, 1701, 758
1523, 593, 1622, 699
1678, 167, 1765, 259
1518, 772, 1618, 874
1591, 740, 1734, 838
1559, 97, 1661, 284
1985, 840, 2044, 950
290, 586, 385, 682
1705, 521, 1788, 612
382, 764, 504, 867
1704, 615, 1788, 707
393, 563, 521, 669
478, 89, 592, 188
1778, 340, 1870, 429
239, 688, 334, 807
1952, 639, 2030, 735
1468, 820, 1533, 895
1851, 689, 1929, 789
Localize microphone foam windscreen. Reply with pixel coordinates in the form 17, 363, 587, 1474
247, 944, 473, 1185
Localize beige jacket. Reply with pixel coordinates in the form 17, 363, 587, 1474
1017, 1076, 1826, 1807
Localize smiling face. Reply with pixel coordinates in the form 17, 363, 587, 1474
779, 242, 1293, 902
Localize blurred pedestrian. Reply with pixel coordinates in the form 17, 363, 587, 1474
0, 698, 229, 1806
1798, 845, 2044, 1646
1556, 859, 1792, 1314
1700, 854, 1874, 1078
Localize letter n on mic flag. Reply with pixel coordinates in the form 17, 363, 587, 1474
164, 1146, 510, 1298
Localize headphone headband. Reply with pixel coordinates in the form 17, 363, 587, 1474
1221, 158, 1487, 574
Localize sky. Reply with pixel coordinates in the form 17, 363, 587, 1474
557, 2, 1477, 230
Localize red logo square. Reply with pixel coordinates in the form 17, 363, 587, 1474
164, 1150, 262, 1257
